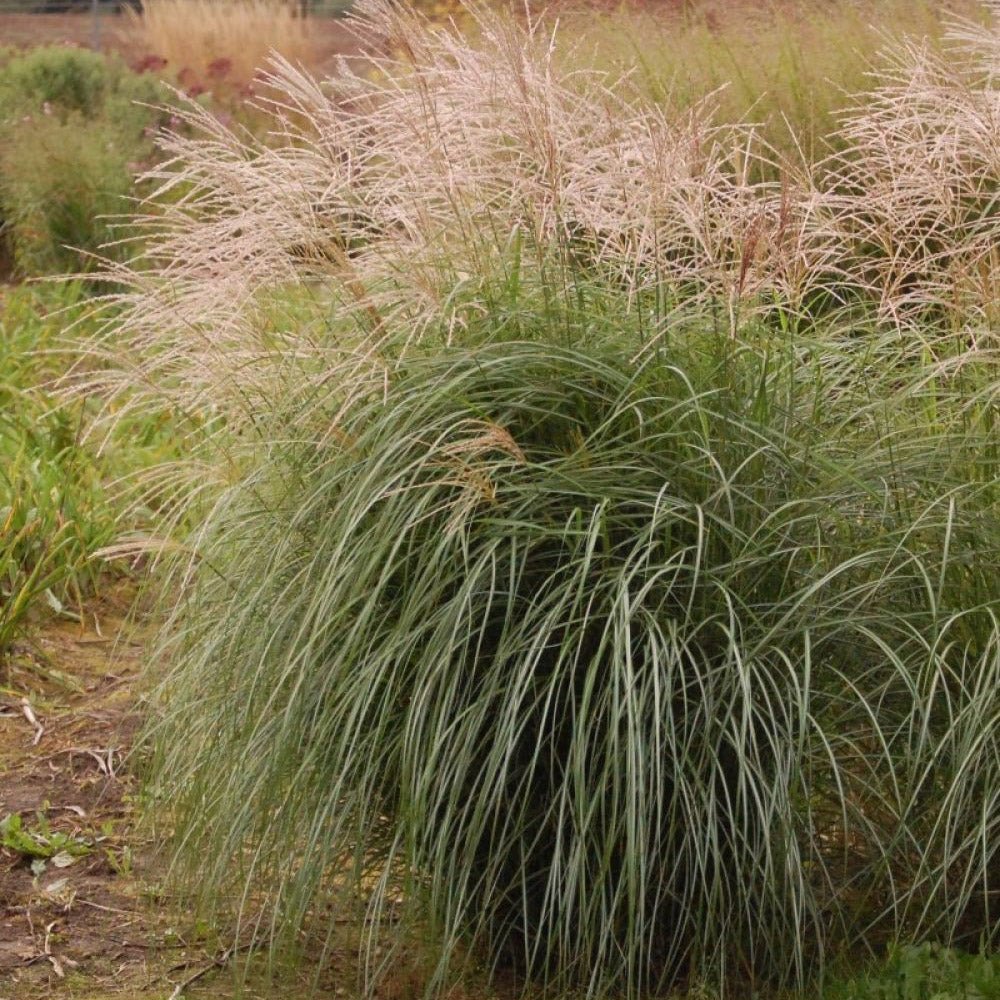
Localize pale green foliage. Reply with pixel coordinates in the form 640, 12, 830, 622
68, 2, 1000, 997
145, 325, 1000, 997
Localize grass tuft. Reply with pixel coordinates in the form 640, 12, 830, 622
143, 330, 1000, 996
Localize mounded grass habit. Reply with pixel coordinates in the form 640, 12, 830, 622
146, 329, 1000, 996
71, 1, 1000, 996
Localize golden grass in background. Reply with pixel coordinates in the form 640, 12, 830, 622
126, 0, 991, 156
131, 0, 319, 91
546, 0, 989, 163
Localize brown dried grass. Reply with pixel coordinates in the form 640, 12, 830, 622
131, 0, 319, 91
73, 0, 999, 439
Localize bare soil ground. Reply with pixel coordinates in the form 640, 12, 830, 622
0, 592, 308, 1000
0, 591, 191, 999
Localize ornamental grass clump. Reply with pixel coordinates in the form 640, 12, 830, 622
145, 333, 1000, 997
69, 1, 1000, 996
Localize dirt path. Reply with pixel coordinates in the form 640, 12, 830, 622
0, 593, 245, 1000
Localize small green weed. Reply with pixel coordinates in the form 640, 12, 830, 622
825, 945, 1000, 1000
0, 812, 92, 863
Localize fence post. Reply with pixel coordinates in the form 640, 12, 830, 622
90, 0, 102, 52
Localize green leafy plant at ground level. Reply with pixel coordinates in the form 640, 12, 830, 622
0, 812, 92, 862
1, 285, 109, 649
824, 944, 1000, 999
0, 284, 183, 654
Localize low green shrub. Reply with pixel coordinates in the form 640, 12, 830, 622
0, 117, 140, 278
0, 45, 153, 125
0, 286, 112, 649
0, 47, 166, 277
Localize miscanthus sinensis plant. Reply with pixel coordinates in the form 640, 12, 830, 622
71, 1, 1000, 996
826, 3, 1000, 332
